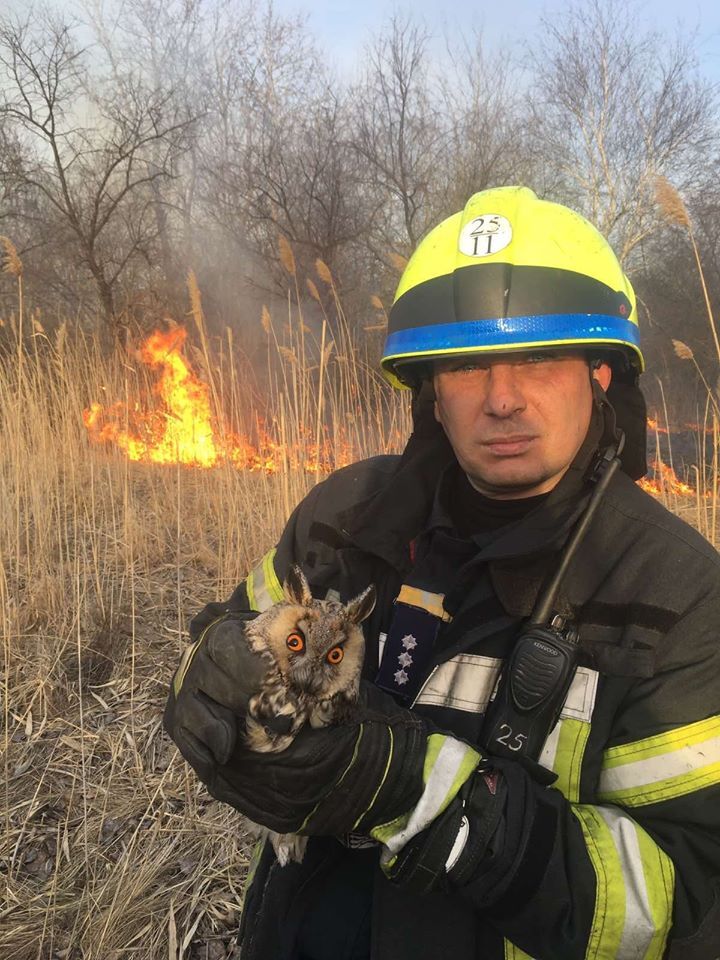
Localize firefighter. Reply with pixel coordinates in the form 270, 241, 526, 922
164, 187, 720, 958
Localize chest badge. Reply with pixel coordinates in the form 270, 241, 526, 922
376, 597, 447, 701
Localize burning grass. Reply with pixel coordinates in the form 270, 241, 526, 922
0, 268, 718, 957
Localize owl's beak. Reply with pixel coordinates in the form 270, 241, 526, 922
292, 662, 319, 693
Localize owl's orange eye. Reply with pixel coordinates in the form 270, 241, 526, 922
286, 631, 305, 653
326, 645, 344, 665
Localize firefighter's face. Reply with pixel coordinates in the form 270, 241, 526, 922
432, 352, 612, 500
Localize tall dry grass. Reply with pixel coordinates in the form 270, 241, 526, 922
648, 177, 720, 538
0, 257, 409, 959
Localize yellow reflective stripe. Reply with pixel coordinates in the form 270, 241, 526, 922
636, 822, 675, 957
574, 806, 632, 958
172, 615, 227, 696
538, 718, 591, 802
599, 762, 720, 807
598, 716, 720, 806
371, 735, 480, 863
263, 549, 284, 602
604, 715, 720, 764
535, 671, 596, 800
245, 837, 266, 888
246, 549, 284, 612
572, 806, 674, 959
246, 571, 257, 612
504, 942, 535, 960
555, 718, 591, 802
396, 585, 452, 622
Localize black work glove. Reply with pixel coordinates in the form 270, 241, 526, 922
164, 613, 503, 891
163, 613, 431, 835
382, 767, 507, 894
206, 682, 507, 896
164, 612, 264, 781
203, 680, 431, 838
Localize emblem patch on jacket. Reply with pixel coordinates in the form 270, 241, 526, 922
376, 601, 441, 701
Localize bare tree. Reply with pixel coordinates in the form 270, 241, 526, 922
436, 31, 532, 216
0, 9, 193, 337
238, 89, 369, 281
195, 3, 370, 297
529, 0, 717, 264
350, 16, 442, 259
84, 0, 207, 313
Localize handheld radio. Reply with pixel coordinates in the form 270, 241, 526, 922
480, 438, 623, 763
481, 615, 580, 760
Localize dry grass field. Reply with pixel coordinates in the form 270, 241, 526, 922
0, 261, 412, 958
0, 258, 716, 958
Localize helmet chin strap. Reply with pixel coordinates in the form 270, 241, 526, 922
589, 377, 625, 479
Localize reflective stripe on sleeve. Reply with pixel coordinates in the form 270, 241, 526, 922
572, 805, 674, 959
504, 942, 536, 960
539, 717, 591, 802
246, 548, 284, 612
371, 734, 481, 868
597, 715, 720, 806
172, 615, 226, 696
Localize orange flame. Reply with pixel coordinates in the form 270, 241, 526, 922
647, 416, 716, 436
638, 459, 697, 497
83, 327, 354, 472
646, 417, 670, 435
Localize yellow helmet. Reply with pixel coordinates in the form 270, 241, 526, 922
381, 186, 643, 389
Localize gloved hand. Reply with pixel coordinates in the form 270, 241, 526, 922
163, 612, 432, 836
379, 766, 507, 895
164, 612, 504, 892
203, 679, 507, 897
163, 612, 265, 781
202, 680, 431, 838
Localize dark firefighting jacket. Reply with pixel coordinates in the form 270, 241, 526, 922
187, 400, 720, 960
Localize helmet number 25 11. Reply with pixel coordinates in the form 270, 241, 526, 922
459, 214, 513, 258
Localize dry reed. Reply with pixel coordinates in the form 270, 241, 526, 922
0, 237, 23, 278
314, 259, 332, 285
654, 176, 720, 364
278, 236, 297, 277
0, 276, 410, 959
388, 252, 408, 272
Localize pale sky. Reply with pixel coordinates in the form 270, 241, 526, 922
7, 0, 720, 82
292, 0, 720, 74
281, 0, 720, 81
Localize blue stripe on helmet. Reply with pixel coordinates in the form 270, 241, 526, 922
382, 313, 641, 361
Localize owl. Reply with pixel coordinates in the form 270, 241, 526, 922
242, 565, 376, 865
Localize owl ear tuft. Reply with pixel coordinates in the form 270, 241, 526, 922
283, 565, 313, 606
345, 584, 376, 624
